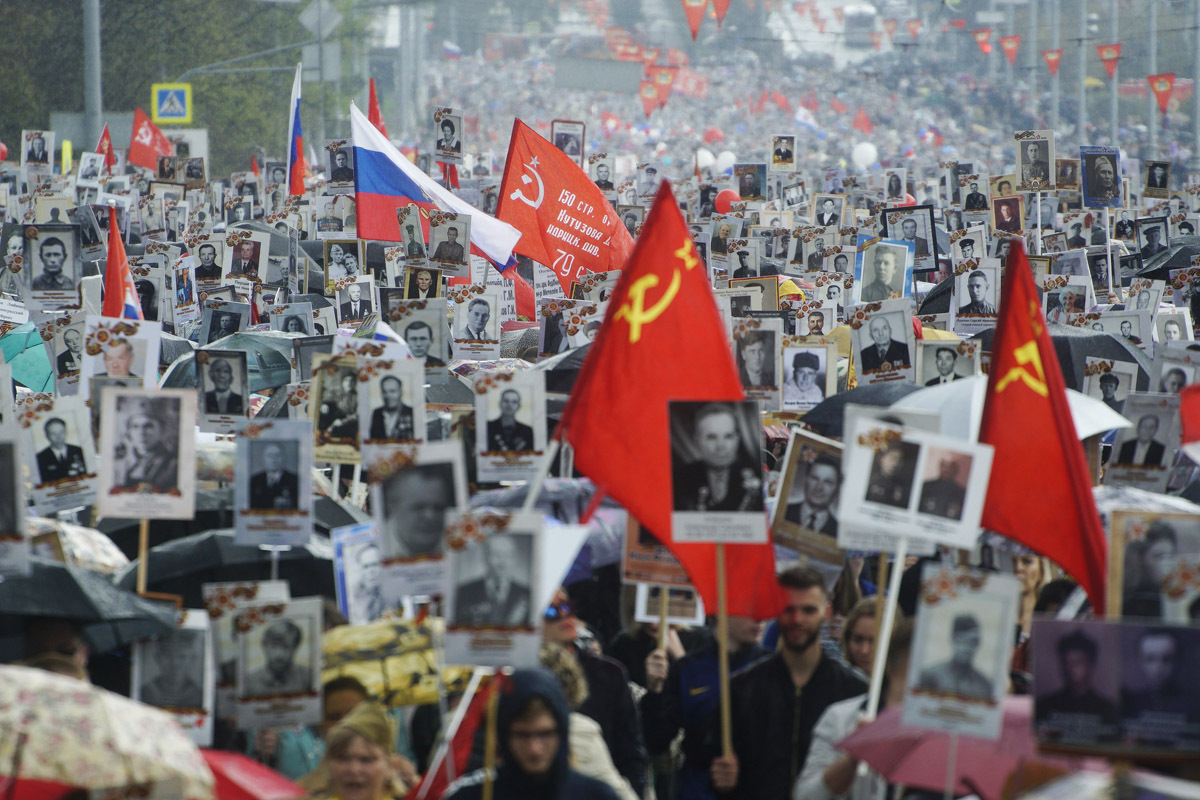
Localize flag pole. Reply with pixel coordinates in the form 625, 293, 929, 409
1104, 207, 1114, 296
136, 518, 150, 594
521, 437, 562, 511
864, 535, 908, 719
482, 674, 501, 800
716, 541, 732, 758
658, 584, 670, 650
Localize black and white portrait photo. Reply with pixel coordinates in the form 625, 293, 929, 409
1034, 621, 1121, 746
1136, 217, 1169, 259
917, 447, 972, 521
401, 314, 449, 368
328, 145, 356, 183
314, 359, 360, 445
777, 432, 843, 559
1016, 134, 1053, 189
782, 346, 830, 412
200, 352, 247, 417
337, 280, 374, 323
484, 387, 536, 453
919, 342, 974, 385
109, 395, 180, 493
248, 440, 300, 511
202, 307, 246, 345
915, 612, 995, 700
1080, 147, 1121, 208
27, 227, 80, 295
1145, 160, 1171, 199
858, 243, 908, 302
404, 266, 442, 299
551, 120, 585, 167
812, 194, 846, 228
591, 155, 615, 190
771, 135, 795, 171
21, 130, 54, 167
293, 335, 334, 381
669, 400, 764, 514
452, 532, 534, 627
456, 296, 495, 341
1118, 623, 1200, 749
362, 362, 424, 444
435, 115, 463, 157
34, 414, 89, 486
242, 616, 315, 697
956, 268, 998, 316
54, 325, 84, 377
856, 311, 913, 373
137, 627, 207, 710
429, 218, 469, 267
379, 461, 458, 560
865, 438, 920, 510
734, 328, 776, 390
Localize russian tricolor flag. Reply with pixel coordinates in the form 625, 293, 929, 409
287, 63, 306, 196
350, 102, 520, 270
101, 207, 143, 321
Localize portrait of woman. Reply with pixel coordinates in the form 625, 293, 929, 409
671, 402, 763, 513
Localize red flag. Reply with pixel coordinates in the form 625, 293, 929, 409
905, 18, 921, 39
647, 64, 679, 109
495, 120, 635, 295
831, 96, 848, 114
1097, 43, 1121, 80
1042, 49, 1063, 76
1179, 384, 1200, 463
639, 80, 660, 118
682, 0, 707, 39
403, 673, 507, 800
713, 0, 731, 24
801, 90, 819, 111
977, 241, 1106, 612
771, 90, 792, 113
853, 108, 873, 135
948, 18, 967, 29
95, 124, 116, 173
882, 18, 897, 40
869, 31, 882, 50
127, 107, 175, 171
999, 34, 1021, 65
250, 156, 260, 177
1148, 73, 1176, 114
101, 208, 143, 321
559, 182, 784, 620
368, 78, 389, 138
972, 27, 992, 54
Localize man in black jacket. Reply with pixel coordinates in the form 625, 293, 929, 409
711, 566, 866, 800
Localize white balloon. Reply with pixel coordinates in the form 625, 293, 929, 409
851, 142, 878, 171
696, 148, 716, 169
716, 150, 736, 173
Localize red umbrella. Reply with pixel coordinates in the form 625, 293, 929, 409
200, 751, 305, 800
839, 697, 1099, 800
703, 126, 724, 144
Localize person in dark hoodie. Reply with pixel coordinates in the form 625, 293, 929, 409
444, 667, 620, 800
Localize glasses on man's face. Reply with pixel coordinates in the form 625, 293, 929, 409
543, 600, 573, 622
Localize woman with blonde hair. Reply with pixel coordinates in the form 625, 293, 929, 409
302, 701, 410, 800
839, 598, 877, 677
538, 643, 639, 800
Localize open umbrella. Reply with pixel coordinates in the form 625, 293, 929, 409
199, 750, 303, 800
971, 323, 1151, 392
0, 557, 176, 660
160, 332, 295, 393
113, 529, 334, 608
0, 665, 214, 800
27, 516, 129, 575
0, 322, 53, 391
802, 382, 924, 439
839, 696, 1090, 800
890, 374, 1131, 440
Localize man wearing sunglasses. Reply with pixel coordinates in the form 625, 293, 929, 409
543, 590, 648, 798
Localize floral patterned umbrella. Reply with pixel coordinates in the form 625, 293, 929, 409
0, 665, 214, 799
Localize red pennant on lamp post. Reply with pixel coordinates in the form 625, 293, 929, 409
639, 79, 660, 118
1148, 73, 1176, 114
814, 16, 826, 33
905, 18, 921, 39
869, 31, 882, 50
1042, 49, 1063, 76
712, 0, 731, 24
882, 18, 897, 40
999, 34, 1021, 65
649, 64, 679, 109
972, 27, 992, 54
832, 6, 844, 24
682, 0, 708, 40
1097, 43, 1121, 80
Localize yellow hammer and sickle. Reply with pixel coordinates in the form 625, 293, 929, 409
995, 340, 1049, 396
615, 271, 681, 343
675, 240, 699, 271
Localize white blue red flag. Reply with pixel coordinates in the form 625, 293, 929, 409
101, 208, 143, 320
287, 63, 306, 196
349, 103, 520, 269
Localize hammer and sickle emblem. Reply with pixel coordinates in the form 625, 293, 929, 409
508, 156, 544, 209
995, 340, 1048, 397
614, 238, 696, 343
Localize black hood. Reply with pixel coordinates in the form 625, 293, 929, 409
496, 667, 571, 798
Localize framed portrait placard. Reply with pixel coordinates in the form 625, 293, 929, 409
621, 518, 691, 587
780, 336, 837, 414
39, 311, 85, 396
97, 387, 197, 520
474, 370, 547, 483
309, 353, 361, 465
917, 340, 980, 386
385, 301, 450, 376
1104, 392, 1180, 494
839, 416, 994, 549
443, 510, 542, 668
366, 440, 467, 599
849, 299, 916, 385
433, 108, 464, 166
427, 210, 471, 277
903, 564, 1019, 740
634, 583, 705, 627
331, 522, 387, 625
732, 318, 782, 412
18, 393, 98, 514
234, 596, 323, 729
24, 223, 82, 312
198, 300, 251, 346
201, 580, 290, 716
551, 120, 585, 168
771, 429, 844, 563
1015, 130, 1055, 192
668, 400, 766, 544
358, 356, 426, 447
80, 316, 161, 400
449, 286, 501, 360
132, 609, 214, 746
234, 418, 314, 548
1108, 510, 1200, 623
196, 349, 249, 434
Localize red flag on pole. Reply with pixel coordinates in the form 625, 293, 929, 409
639, 80, 660, 118
682, 0, 708, 39
95, 124, 116, 173
831, 96, 848, 114
852, 108, 873, 135
977, 241, 1107, 612
712, 0, 731, 24
403, 673, 507, 800
972, 28, 992, 54
1148, 73, 1176, 114
999, 34, 1021, 65
127, 107, 175, 171
882, 18, 897, 40
1042, 49, 1063, 76
1097, 43, 1122, 80
368, 78, 389, 138
558, 181, 784, 620
101, 208, 143, 321
495, 119, 635, 295
250, 156, 260, 177
905, 18, 921, 39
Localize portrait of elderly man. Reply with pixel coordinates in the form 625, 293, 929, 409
245, 619, 312, 696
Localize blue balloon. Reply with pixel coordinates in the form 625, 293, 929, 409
662, 156, 673, 167
816, 131, 827, 140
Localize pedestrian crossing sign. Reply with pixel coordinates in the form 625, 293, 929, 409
151, 83, 192, 124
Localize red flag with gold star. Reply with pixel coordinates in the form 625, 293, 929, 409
999, 34, 1021, 65
559, 181, 783, 620
1097, 43, 1121, 80
978, 241, 1107, 611
1148, 73, 1176, 115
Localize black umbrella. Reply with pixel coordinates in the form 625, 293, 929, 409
971, 322, 1151, 392
802, 381, 923, 438
1128, 233, 1200, 282
113, 529, 336, 608
0, 557, 176, 660
916, 274, 954, 316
